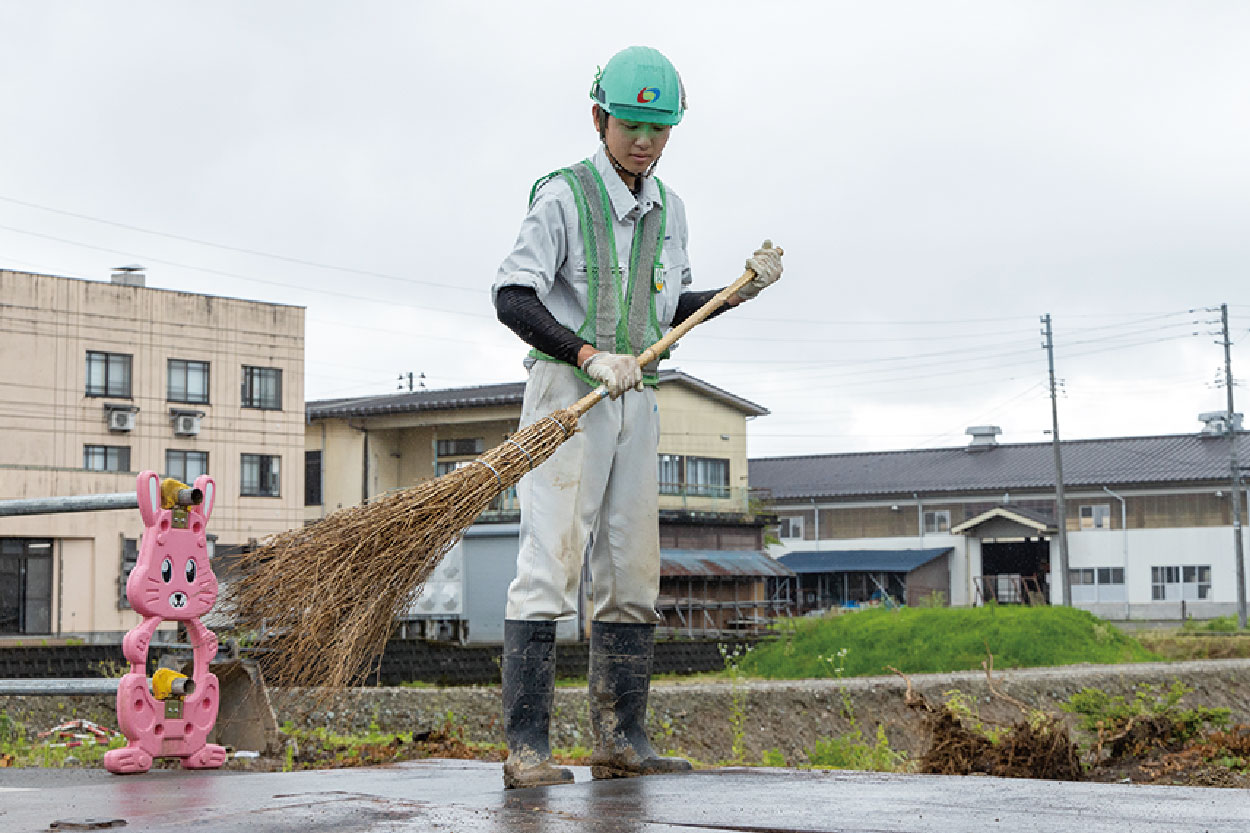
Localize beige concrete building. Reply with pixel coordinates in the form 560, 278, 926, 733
0, 268, 305, 642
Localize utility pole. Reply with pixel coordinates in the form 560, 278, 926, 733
1219, 303, 1247, 629
1042, 314, 1071, 606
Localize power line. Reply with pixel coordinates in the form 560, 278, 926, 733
0, 223, 497, 321
0, 194, 479, 294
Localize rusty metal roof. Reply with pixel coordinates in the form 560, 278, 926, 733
660, 549, 794, 579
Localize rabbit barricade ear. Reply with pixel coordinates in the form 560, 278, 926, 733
137, 471, 162, 528
193, 474, 215, 522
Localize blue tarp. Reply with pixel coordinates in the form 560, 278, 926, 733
778, 547, 952, 575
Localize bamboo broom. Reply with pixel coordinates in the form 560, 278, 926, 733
227, 259, 769, 691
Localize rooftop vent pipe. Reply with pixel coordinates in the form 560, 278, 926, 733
110, 264, 146, 287
1199, 411, 1243, 436
965, 425, 1001, 451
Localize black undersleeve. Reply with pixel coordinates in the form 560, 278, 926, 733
495, 285, 734, 365
672, 288, 732, 327
495, 285, 588, 367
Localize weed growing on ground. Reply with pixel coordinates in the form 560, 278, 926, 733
1181, 615, 1246, 633
800, 648, 907, 772
0, 711, 124, 767
760, 748, 786, 767
805, 724, 905, 772
1063, 680, 1231, 760
719, 642, 753, 763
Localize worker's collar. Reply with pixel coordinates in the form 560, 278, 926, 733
592, 147, 662, 223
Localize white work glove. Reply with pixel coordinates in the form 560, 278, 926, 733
736, 239, 783, 301
581, 352, 643, 399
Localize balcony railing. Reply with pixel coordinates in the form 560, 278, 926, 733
659, 481, 731, 499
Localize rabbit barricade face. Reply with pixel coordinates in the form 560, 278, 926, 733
128, 470, 219, 620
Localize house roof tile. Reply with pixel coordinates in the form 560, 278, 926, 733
749, 433, 1250, 500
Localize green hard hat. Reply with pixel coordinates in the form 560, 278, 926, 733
590, 46, 685, 126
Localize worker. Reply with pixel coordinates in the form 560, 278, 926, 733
492, 45, 783, 789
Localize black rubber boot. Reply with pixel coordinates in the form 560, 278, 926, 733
588, 621, 693, 779
501, 620, 574, 789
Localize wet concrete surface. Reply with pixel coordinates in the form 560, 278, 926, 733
2, 760, 1248, 832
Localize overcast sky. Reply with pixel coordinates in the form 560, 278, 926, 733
2, 2, 1248, 457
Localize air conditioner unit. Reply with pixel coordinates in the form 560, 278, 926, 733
108, 410, 136, 432
174, 414, 201, 436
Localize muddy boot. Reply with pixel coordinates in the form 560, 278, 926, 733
501, 619, 574, 789
588, 621, 693, 779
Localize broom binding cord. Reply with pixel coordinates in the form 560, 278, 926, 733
473, 459, 504, 489
504, 438, 536, 469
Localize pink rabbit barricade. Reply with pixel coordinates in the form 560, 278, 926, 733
104, 471, 227, 774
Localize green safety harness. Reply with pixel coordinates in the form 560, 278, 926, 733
527, 159, 669, 388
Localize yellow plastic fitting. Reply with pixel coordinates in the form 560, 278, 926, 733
160, 478, 190, 510
151, 668, 188, 701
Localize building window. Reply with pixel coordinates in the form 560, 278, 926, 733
83, 445, 130, 472
85, 351, 132, 397
923, 510, 951, 534
166, 450, 209, 484
778, 516, 804, 540
305, 450, 322, 506
1151, 565, 1211, 601
241, 453, 281, 497
1097, 567, 1125, 586
684, 457, 730, 498
1079, 504, 1111, 530
168, 359, 210, 404
1070, 567, 1125, 603
436, 438, 484, 457
119, 537, 139, 610
0, 538, 53, 634
241, 366, 282, 410
435, 460, 470, 477
658, 454, 683, 495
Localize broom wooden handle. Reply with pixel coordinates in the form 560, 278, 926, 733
569, 260, 770, 418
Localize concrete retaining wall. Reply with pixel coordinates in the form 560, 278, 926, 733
4, 659, 1247, 764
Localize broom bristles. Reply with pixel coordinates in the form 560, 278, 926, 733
225, 406, 579, 693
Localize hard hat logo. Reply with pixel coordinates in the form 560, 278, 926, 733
636, 87, 660, 104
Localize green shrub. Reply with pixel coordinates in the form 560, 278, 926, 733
1181, 615, 1244, 632
759, 748, 787, 767
804, 724, 905, 771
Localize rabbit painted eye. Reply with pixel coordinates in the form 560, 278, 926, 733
185, 559, 197, 582
161, 557, 173, 583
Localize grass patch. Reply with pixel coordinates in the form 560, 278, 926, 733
0, 712, 125, 768
1181, 615, 1247, 633
741, 606, 1156, 679
1135, 632, 1250, 661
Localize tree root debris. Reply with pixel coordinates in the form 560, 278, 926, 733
889, 650, 1082, 781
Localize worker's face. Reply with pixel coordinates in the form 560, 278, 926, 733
592, 105, 672, 177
